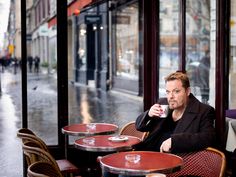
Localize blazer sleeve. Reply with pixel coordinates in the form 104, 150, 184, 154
135, 97, 169, 132
135, 110, 152, 132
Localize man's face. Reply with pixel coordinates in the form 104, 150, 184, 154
165, 79, 190, 110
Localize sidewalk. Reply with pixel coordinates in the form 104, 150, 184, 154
0, 70, 23, 177
0, 68, 143, 177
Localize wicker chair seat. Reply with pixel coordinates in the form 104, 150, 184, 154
167, 147, 226, 177
56, 159, 79, 174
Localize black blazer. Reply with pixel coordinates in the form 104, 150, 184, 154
135, 93, 216, 153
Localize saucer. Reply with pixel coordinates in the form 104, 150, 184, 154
108, 136, 129, 142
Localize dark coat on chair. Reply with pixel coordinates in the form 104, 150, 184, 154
134, 93, 216, 153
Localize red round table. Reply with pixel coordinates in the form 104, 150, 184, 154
100, 151, 183, 176
74, 135, 141, 152
62, 123, 119, 159
62, 123, 119, 136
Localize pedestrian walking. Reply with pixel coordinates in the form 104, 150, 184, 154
34, 56, 40, 74
27, 56, 33, 72
0, 57, 4, 72
13, 57, 18, 74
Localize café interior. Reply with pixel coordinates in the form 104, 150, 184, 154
14, 0, 236, 177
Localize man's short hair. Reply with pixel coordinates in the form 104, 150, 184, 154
164, 71, 190, 89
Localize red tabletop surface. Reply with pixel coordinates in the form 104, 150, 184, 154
74, 135, 141, 152
62, 123, 118, 136
100, 151, 183, 176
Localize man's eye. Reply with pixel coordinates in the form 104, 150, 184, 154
174, 90, 180, 94
166, 90, 181, 95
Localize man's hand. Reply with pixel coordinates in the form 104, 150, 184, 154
160, 138, 171, 152
148, 104, 163, 117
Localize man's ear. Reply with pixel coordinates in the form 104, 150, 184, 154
187, 87, 191, 96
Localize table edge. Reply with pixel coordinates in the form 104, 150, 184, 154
100, 162, 182, 175
100, 151, 183, 175
61, 123, 119, 136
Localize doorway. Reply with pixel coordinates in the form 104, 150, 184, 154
86, 23, 96, 87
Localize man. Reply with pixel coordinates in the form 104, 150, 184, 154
103, 71, 216, 177
135, 71, 216, 153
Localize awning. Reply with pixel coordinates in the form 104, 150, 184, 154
67, 0, 93, 17
48, 15, 57, 28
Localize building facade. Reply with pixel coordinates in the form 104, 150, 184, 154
6, 0, 21, 60
6, 0, 235, 142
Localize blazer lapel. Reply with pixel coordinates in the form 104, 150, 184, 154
174, 112, 196, 133
174, 94, 200, 133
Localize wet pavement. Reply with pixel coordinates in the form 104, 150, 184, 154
0, 67, 143, 177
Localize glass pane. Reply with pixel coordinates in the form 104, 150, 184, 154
27, 0, 58, 145
159, 0, 179, 97
67, 2, 143, 144
115, 3, 139, 80
229, 0, 236, 108
186, 0, 215, 106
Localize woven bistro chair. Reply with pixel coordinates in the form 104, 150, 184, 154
18, 128, 80, 177
22, 141, 80, 177
119, 121, 148, 141
167, 147, 226, 177
17, 128, 48, 151
18, 128, 36, 136
27, 161, 64, 177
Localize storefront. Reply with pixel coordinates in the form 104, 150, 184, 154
76, 1, 109, 90
75, 0, 143, 95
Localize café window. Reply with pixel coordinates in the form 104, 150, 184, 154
186, 0, 215, 106
159, 0, 179, 97
114, 3, 139, 80
158, 0, 216, 107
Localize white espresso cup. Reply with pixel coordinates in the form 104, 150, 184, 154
159, 105, 169, 118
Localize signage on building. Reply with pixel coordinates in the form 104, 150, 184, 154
39, 25, 49, 36
26, 34, 32, 41
85, 15, 101, 24
113, 15, 130, 24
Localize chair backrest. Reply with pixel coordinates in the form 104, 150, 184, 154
18, 128, 36, 136
22, 141, 61, 173
27, 161, 63, 177
21, 132, 81, 176
17, 128, 49, 152
167, 147, 226, 177
119, 121, 147, 141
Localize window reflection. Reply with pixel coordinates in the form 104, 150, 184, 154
229, 0, 236, 108
159, 0, 179, 97
115, 3, 139, 79
186, 0, 215, 105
